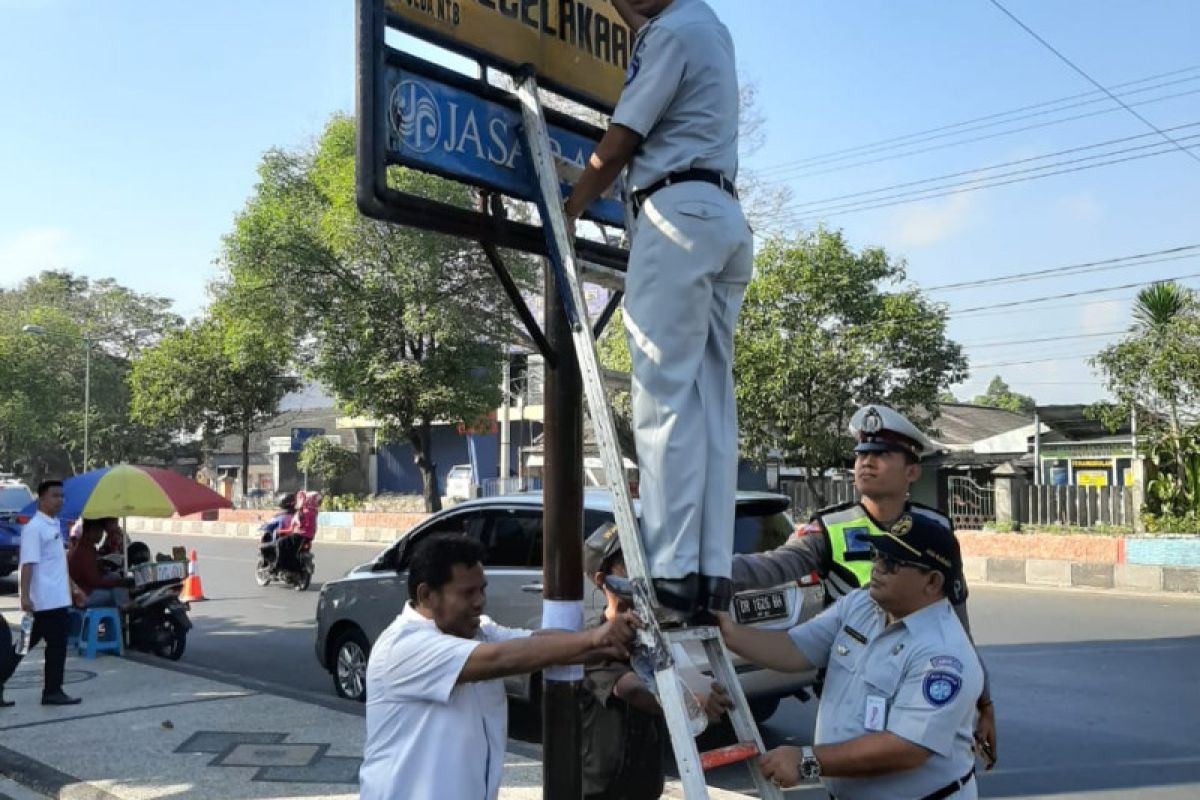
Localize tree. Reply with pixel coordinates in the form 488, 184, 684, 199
297, 435, 359, 493
219, 115, 528, 511
130, 313, 298, 498
0, 271, 183, 481
1092, 281, 1200, 524
972, 376, 1036, 416
735, 230, 967, 502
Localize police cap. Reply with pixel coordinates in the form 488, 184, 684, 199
868, 513, 968, 604
583, 521, 623, 575
849, 404, 938, 460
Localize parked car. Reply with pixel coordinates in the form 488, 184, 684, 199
0, 481, 35, 578
315, 489, 821, 722
444, 464, 474, 501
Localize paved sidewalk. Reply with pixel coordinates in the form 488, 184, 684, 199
0, 643, 752, 800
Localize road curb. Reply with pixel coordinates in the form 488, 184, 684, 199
963, 554, 1200, 596
0, 744, 120, 800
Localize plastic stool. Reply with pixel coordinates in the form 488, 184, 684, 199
77, 607, 123, 658
66, 608, 86, 650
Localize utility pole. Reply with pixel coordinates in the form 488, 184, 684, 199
500, 353, 512, 481
541, 261, 584, 799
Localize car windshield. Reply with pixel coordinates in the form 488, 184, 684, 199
0, 486, 33, 513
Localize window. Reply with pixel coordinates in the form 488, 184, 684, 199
732, 509, 795, 554
481, 509, 542, 568
389, 511, 487, 570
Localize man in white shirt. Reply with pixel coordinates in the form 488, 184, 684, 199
19, 480, 85, 706
359, 534, 638, 800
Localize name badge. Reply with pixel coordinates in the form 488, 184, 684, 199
864, 695, 887, 732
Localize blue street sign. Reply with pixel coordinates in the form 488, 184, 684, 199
384, 60, 625, 228
291, 428, 325, 452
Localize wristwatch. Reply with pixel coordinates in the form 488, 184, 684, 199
798, 746, 821, 781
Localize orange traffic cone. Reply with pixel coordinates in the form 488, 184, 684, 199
180, 548, 207, 602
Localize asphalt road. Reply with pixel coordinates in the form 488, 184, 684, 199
4, 530, 1198, 799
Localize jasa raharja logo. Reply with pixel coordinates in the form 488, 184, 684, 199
390, 79, 442, 155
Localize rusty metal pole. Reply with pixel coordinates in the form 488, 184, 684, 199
541, 258, 585, 799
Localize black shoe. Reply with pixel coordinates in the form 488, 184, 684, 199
652, 575, 701, 615
699, 575, 733, 614
603, 576, 692, 626
0, 695, 13, 708
41, 692, 81, 706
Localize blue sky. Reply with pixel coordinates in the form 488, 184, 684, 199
1, 0, 1198, 405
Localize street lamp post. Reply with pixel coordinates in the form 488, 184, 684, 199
22, 324, 152, 473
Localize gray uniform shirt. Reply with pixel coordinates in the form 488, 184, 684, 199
789, 590, 984, 800
610, 0, 740, 192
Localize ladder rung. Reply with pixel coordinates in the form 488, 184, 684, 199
699, 742, 761, 771
602, 368, 631, 391
662, 626, 722, 644
580, 259, 626, 291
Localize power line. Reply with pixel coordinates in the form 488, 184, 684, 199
763, 133, 1200, 223
926, 245, 1200, 292
754, 84, 1200, 184
754, 63, 1200, 175
774, 122, 1200, 212
961, 330, 1125, 349
949, 272, 1200, 315
971, 350, 1101, 369
759, 138, 1200, 229
988, 0, 1200, 168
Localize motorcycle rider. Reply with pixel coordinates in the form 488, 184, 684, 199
259, 493, 297, 569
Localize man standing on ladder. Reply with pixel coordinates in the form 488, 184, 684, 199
731, 404, 998, 769
564, 0, 752, 623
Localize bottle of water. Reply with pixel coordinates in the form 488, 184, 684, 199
631, 645, 709, 736
15, 612, 34, 656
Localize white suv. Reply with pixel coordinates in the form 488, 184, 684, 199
444, 464, 474, 502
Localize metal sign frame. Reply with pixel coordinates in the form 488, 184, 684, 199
356, 0, 628, 271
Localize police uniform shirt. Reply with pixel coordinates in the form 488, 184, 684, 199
788, 589, 984, 800
610, 0, 740, 192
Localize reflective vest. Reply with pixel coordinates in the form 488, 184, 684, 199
818, 504, 883, 601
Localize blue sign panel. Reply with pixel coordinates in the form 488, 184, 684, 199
291, 428, 325, 452
384, 63, 625, 228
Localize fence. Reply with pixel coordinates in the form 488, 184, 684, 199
779, 477, 857, 519
480, 476, 543, 497
1025, 484, 1134, 528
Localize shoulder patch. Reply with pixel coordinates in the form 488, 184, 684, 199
922, 671, 962, 707
930, 655, 964, 673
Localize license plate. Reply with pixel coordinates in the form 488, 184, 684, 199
734, 589, 788, 624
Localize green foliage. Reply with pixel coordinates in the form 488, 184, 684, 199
0, 271, 185, 480
972, 376, 1036, 416
320, 493, 368, 512
297, 436, 358, 492
1092, 281, 1200, 521
129, 313, 297, 496
735, 230, 968, 487
1140, 510, 1199, 534
218, 115, 531, 512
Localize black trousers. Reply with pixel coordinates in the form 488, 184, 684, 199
0, 614, 21, 687
29, 607, 69, 696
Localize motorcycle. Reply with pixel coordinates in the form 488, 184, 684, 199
126, 579, 191, 660
255, 532, 314, 591
99, 548, 191, 661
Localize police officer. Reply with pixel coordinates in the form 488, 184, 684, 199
731, 404, 997, 766
720, 513, 985, 799
564, 0, 752, 622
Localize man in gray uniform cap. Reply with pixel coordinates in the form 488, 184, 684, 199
565, 0, 752, 623
721, 512, 985, 799
731, 404, 996, 767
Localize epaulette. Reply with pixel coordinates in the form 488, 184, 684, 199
908, 501, 952, 529
813, 499, 859, 519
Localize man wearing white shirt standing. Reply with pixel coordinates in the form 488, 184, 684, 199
19, 479, 86, 706
359, 534, 638, 800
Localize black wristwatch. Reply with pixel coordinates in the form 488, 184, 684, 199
798, 746, 821, 781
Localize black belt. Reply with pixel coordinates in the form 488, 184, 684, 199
829, 768, 974, 800
630, 169, 737, 216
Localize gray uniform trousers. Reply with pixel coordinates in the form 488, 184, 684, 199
623, 180, 753, 580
